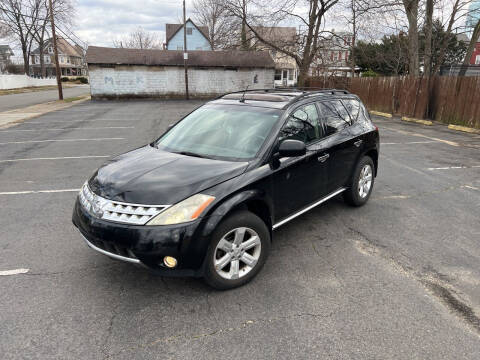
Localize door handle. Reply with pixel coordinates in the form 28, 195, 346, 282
354, 139, 363, 147
318, 154, 329, 163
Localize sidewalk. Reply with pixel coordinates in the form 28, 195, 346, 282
0, 95, 90, 129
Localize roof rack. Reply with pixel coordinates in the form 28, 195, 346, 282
289, 88, 350, 103
216, 87, 351, 106
216, 88, 300, 98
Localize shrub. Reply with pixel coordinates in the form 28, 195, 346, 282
61, 77, 70, 82
78, 77, 89, 84
361, 69, 378, 77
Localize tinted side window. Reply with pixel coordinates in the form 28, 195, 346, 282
343, 99, 361, 122
279, 103, 320, 144
318, 101, 351, 136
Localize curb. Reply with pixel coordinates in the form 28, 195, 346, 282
401, 117, 433, 126
0, 96, 90, 129
370, 111, 392, 118
447, 124, 480, 134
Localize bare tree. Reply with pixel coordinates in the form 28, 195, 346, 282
31, 0, 74, 77
402, 0, 420, 75
193, 0, 236, 49
0, 0, 41, 74
423, 0, 434, 74
113, 27, 161, 49
226, 0, 340, 86
336, 0, 393, 77
430, 0, 476, 74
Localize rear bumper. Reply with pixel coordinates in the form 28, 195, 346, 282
72, 198, 214, 277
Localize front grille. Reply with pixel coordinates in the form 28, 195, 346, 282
89, 238, 138, 260
78, 183, 170, 225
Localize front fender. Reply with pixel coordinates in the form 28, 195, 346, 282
200, 189, 271, 238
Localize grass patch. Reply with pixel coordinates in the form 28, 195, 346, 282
0, 85, 59, 96
0, 83, 86, 96
63, 95, 89, 103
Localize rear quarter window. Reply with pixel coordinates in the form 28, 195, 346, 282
342, 99, 361, 122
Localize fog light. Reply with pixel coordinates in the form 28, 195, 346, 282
163, 256, 177, 268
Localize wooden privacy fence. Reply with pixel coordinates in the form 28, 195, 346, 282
306, 76, 480, 129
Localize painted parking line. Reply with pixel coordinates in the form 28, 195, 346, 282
0, 126, 134, 132
0, 189, 80, 195
382, 141, 437, 145
427, 165, 480, 171
0, 268, 29, 276
0, 155, 110, 163
380, 126, 460, 147
0, 137, 125, 145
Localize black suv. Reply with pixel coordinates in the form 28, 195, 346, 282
72, 89, 379, 289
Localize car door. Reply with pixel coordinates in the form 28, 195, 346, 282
317, 100, 361, 194
272, 102, 328, 221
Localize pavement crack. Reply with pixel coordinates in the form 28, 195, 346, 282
104, 311, 337, 358
348, 225, 480, 337
102, 286, 125, 359
422, 280, 480, 333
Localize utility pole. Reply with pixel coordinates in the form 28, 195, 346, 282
183, 0, 189, 100
49, 0, 63, 100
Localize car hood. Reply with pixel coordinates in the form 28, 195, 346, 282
88, 146, 248, 205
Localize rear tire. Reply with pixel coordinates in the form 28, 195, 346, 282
203, 210, 270, 290
344, 156, 375, 207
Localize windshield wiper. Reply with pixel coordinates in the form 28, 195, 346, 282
175, 151, 211, 159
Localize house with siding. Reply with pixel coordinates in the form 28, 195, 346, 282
86, 46, 274, 98
30, 37, 86, 77
248, 26, 298, 87
310, 32, 359, 77
165, 19, 211, 51
0, 45, 14, 73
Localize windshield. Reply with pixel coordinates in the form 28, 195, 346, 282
156, 104, 282, 160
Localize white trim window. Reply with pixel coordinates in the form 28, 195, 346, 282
476, 55, 480, 65
48, 47, 53, 54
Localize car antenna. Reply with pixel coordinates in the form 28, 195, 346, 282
239, 85, 250, 103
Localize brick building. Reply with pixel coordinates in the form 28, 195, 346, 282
469, 41, 480, 65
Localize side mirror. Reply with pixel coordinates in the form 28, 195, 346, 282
278, 139, 306, 158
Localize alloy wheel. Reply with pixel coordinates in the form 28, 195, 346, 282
213, 227, 262, 280
358, 164, 373, 198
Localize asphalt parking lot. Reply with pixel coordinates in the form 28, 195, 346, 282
1, 100, 479, 359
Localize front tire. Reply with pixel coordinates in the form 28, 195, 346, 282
203, 210, 270, 290
344, 156, 375, 207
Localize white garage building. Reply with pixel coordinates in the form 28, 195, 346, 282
86, 46, 275, 99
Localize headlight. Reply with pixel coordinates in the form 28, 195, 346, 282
146, 194, 215, 225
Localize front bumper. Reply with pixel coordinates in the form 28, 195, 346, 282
72, 199, 213, 277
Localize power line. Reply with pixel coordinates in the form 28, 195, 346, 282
54, 25, 86, 50
0, 5, 86, 50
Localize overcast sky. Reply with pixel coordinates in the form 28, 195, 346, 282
3, 0, 467, 62
75, 0, 195, 47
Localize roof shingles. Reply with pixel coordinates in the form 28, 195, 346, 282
86, 46, 275, 68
